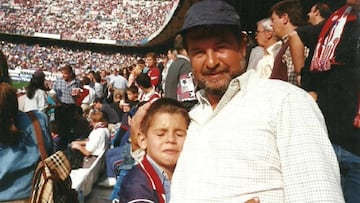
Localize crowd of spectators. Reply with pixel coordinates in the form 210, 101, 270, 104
0, 0, 178, 45
1, 41, 141, 74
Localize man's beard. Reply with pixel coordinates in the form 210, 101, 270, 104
198, 75, 231, 97
197, 60, 246, 97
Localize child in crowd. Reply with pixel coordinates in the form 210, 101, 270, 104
71, 111, 110, 157
110, 92, 124, 121
125, 85, 139, 108
49, 120, 60, 152
118, 98, 190, 203
112, 85, 140, 147
136, 73, 161, 103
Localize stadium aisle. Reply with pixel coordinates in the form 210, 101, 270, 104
85, 184, 113, 203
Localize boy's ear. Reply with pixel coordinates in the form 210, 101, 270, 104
137, 132, 147, 150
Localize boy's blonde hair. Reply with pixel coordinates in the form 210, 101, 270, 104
90, 111, 106, 124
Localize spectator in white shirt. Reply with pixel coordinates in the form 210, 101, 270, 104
93, 72, 104, 99
23, 69, 49, 113
71, 111, 110, 157
109, 68, 128, 103
80, 76, 96, 115
252, 18, 282, 78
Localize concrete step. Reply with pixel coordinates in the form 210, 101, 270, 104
85, 184, 113, 203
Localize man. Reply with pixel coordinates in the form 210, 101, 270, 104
52, 64, 80, 105
167, 49, 177, 67
52, 64, 83, 150
270, 0, 307, 85
164, 34, 197, 111
131, 0, 343, 202
309, 1, 360, 202
289, 2, 332, 98
161, 49, 177, 93
249, 18, 281, 78
108, 68, 128, 104
307, 2, 332, 25
92, 97, 121, 125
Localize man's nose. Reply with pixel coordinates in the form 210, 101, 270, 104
205, 49, 219, 69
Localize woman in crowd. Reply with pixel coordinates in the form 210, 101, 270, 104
0, 51, 52, 202
23, 69, 49, 112
0, 82, 52, 202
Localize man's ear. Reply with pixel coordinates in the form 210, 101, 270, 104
240, 45, 247, 58
314, 9, 320, 17
239, 36, 247, 57
137, 132, 147, 150
282, 13, 289, 24
238, 41, 247, 58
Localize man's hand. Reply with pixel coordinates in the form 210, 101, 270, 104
244, 197, 260, 203
130, 102, 151, 151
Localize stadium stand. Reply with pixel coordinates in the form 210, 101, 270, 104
0, 0, 179, 46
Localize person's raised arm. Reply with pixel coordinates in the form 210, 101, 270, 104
289, 31, 305, 79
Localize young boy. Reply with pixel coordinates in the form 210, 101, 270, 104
125, 85, 139, 108
119, 98, 190, 203
71, 111, 110, 157
49, 120, 60, 152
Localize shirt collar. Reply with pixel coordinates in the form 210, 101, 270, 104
195, 70, 256, 109
130, 147, 145, 163
266, 41, 282, 57
146, 155, 171, 181
177, 54, 190, 62
281, 35, 289, 43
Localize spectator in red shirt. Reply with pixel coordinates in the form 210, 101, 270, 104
144, 52, 161, 89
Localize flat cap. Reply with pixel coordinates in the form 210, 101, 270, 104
180, 0, 241, 33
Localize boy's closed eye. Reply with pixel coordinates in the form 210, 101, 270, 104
153, 129, 186, 137
176, 131, 186, 137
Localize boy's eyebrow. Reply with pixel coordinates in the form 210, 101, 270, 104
152, 127, 187, 132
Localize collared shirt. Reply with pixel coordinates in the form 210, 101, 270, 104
147, 156, 171, 202
281, 36, 309, 86
170, 70, 344, 203
247, 46, 264, 71
176, 54, 190, 62
53, 77, 79, 104
111, 75, 128, 89
130, 147, 146, 164
161, 59, 174, 91
94, 82, 103, 98
255, 41, 282, 78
